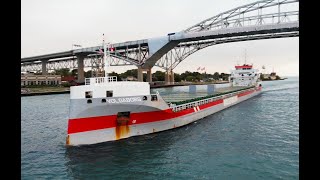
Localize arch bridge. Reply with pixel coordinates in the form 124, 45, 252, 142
21, 0, 299, 84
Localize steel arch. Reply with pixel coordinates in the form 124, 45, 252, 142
153, 0, 298, 70
184, 0, 298, 32
155, 31, 298, 70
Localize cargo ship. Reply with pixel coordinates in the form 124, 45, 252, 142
66, 44, 262, 146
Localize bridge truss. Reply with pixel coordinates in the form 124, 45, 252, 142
155, 0, 299, 71
21, 0, 299, 74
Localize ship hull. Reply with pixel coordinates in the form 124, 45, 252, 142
67, 87, 261, 146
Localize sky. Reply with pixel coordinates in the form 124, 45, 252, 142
21, 0, 299, 76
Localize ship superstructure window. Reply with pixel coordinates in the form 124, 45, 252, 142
107, 91, 113, 97
87, 99, 92, 104
151, 95, 158, 101
85, 91, 92, 98
143, 96, 148, 101
101, 99, 106, 103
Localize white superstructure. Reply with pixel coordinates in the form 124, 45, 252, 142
230, 64, 260, 87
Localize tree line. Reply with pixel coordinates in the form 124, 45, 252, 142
50, 68, 230, 82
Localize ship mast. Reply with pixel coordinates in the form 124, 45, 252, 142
103, 34, 108, 79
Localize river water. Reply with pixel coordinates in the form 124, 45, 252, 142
21, 77, 299, 179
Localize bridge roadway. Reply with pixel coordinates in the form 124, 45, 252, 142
21, 39, 148, 63
21, 0, 299, 84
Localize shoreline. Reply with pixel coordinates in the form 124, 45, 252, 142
21, 90, 70, 96
261, 78, 287, 81
21, 81, 229, 97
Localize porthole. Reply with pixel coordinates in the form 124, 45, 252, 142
85, 91, 92, 98
101, 99, 106, 103
87, 99, 92, 104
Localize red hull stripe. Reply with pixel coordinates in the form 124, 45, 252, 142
68, 115, 117, 135
129, 99, 223, 126
68, 99, 223, 134
238, 89, 255, 97
68, 89, 258, 134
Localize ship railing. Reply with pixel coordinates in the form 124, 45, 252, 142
171, 87, 256, 112
85, 76, 117, 85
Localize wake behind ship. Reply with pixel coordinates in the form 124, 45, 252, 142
66, 63, 262, 146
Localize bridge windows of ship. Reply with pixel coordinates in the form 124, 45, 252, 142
151, 95, 158, 101
106, 91, 113, 97
85, 91, 92, 98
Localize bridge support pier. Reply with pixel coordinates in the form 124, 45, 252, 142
146, 68, 152, 83
165, 69, 174, 85
137, 67, 143, 82
42, 60, 48, 75
137, 67, 152, 83
77, 55, 85, 83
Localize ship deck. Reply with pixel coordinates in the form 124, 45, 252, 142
160, 86, 253, 105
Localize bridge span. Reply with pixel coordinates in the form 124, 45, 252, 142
21, 0, 299, 84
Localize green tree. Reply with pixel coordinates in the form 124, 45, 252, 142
120, 69, 138, 79
181, 71, 192, 81
195, 74, 203, 81
186, 75, 194, 82
71, 69, 78, 76
85, 70, 92, 78
220, 73, 230, 81
213, 72, 220, 80
174, 73, 181, 82
153, 71, 165, 81
192, 72, 201, 77
54, 68, 71, 77
143, 73, 147, 82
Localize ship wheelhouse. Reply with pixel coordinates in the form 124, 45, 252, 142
230, 64, 260, 87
